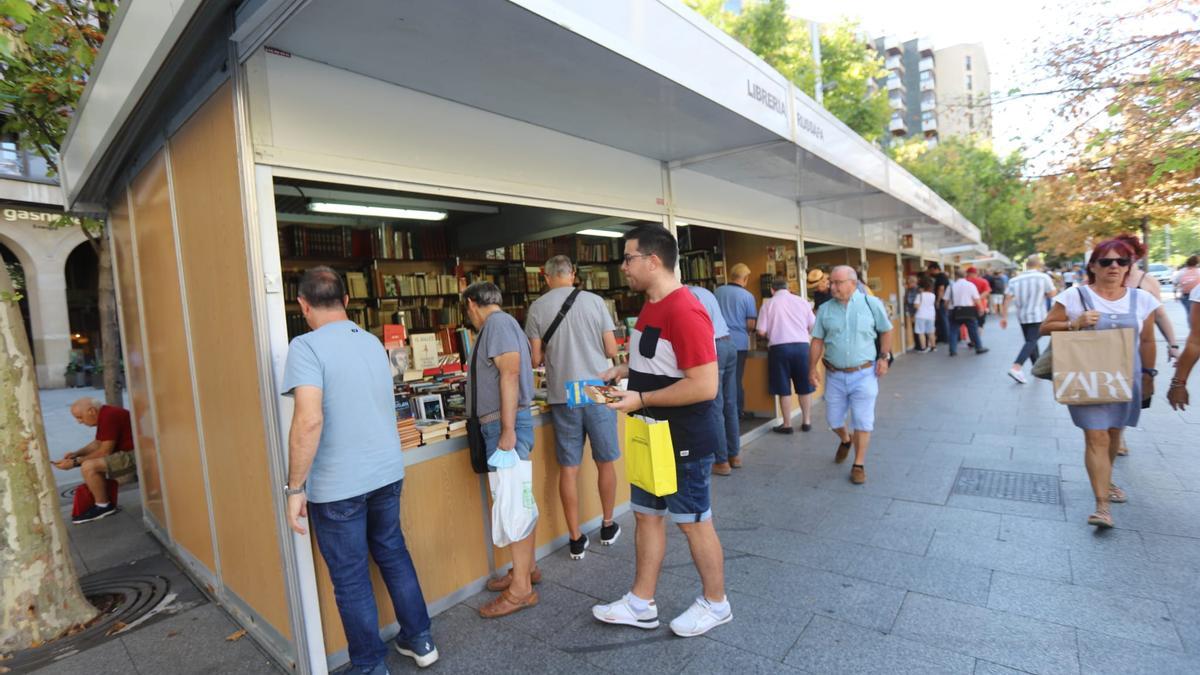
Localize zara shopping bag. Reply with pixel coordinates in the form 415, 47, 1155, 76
1051, 328, 1135, 405
624, 414, 677, 497
488, 459, 539, 547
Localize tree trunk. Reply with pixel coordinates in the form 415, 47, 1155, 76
1140, 216, 1151, 271
96, 234, 121, 405
0, 265, 98, 653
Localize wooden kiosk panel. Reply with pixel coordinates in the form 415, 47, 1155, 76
167, 83, 291, 638
867, 251, 900, 311
128, 151, 215, 571
109, 192, 167, 528
312, 448, 490, 653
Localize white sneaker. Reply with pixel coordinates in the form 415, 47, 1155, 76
592, 593, 659, 629
1007, 369, 1028, 384
669, 597, 732, 637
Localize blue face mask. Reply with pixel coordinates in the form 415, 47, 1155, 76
487, 447, 519, 469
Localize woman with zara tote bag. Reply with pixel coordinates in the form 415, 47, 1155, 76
1040, 236, 1159, 529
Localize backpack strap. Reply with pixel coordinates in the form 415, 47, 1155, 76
541, 287, 582, 347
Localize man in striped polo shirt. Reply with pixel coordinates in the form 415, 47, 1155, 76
1000, 254, 1057, 383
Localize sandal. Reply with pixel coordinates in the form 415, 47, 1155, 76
1087, 509, 1114, 529
1117, 445, 1129, 456
1108, 484, 1127, 504
479, 588, 539, 618
486, 566, 542, 592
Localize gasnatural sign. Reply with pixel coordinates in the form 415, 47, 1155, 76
3, 207, 77, 228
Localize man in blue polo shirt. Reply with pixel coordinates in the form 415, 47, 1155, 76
689, 284, 739, 475
808, 266, 893, 486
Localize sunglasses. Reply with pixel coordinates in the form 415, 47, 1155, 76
1096, 257, 1131, 268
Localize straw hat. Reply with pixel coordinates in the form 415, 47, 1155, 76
806, 268, 827, 284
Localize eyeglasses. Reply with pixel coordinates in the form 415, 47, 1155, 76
622, 253, 650, 264
1096, 257, 1131, 268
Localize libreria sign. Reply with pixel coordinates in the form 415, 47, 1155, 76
746, 80, 786, 116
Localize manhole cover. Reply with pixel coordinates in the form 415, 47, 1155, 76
953, 468, 1061, 504
2, 575, 172, 671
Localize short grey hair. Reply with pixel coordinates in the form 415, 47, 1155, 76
463, 281, 502, 307
771, 275, 788, 290
830, 265, 858, 281
1025, 254, 1043, 269
544, 255, 575, 278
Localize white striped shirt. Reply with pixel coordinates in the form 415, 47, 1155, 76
1005, 270, 1055, 324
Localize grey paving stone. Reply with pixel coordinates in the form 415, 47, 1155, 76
843, 548, 993, 606
945, 494, 1066, 522
811, 509, 934, 556
926, 531, 1071, 582
32, 638, 139, 675
716, 553, 906, 632
1069, 548, 1200, 604
1077, 629, 1200, 675
884, 500, 1003, 539
1139, 532, 1200, 569
998, 514, 1149, 559
922, 442, 1011, 463
1167, 601, 1200, 655
546, 603, 708, 674
712, 523, 863, 574
987, 571, 1179, 649
891, 593, 1080, 675
785, 614, 975, 674
962, 456, 1064, 479
680, 638, 809, 674
973, 661, 1033, 675
118, 604, 281, 674
695, 589, 813, 661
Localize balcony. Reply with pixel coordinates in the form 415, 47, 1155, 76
919, 56, 934, 72
919, 74, 935, 91
885, 54, 904, 73
886, 74, 905, 91
889, 94, 905, 110
921, 96, 937, 112
922, 116, 938, 132
918, 37, 933, 55
890, 115, 908, 135
883, 36, 901, 54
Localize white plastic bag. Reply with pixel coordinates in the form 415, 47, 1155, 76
488, 459, 538, 547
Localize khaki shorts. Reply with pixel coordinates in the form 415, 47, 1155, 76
104, 450, 137, 478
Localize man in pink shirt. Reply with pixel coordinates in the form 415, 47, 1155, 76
757, 276, 817, 434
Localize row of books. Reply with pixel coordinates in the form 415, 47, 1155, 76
277, 224, 450, 261
680, 250, 718, 282
368, 225, 449, 260
576, 237, 623, 263
379, 272, 461, 298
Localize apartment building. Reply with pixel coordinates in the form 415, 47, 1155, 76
873, 37, 991, 146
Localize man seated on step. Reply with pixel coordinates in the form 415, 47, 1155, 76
54, 397, 136, 523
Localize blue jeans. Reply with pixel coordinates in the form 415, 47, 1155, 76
309, 480, 431, 673
948, 316, 982, 354
481, 407, 535, 460
715, 338, 740, 462
630, 454, 714, 523
735, 350, 749, 416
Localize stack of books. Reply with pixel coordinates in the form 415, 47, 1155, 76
447, 419, 468, 439
397, 418, 421, 448
415, 419, 449, 444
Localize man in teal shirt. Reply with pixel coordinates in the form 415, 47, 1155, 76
808, 266, 893, 485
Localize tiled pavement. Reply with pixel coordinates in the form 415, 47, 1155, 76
32, 302, 1200, 674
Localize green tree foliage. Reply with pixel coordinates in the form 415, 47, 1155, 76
685, 0, 889, 142
890, 137, 1036, 259
1147, 217, 1200, 267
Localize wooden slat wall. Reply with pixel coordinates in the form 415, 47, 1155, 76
867, 250, 900, 310
167, 82, 291, 638
128, 151, 215, 570
109, 192, 167, 528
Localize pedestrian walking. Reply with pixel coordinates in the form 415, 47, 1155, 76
913, 278, 936, 352
808, 266, 893, 485
926, 262, 951, 345
525, 255, 621, 561
283, 266, 438, 672
756, 276, 816, 434
987, 269, 1008, 315
715, 263, 758, 420
592, 224, 730, 638
1040, 238, 1159, 528
1168, 282, 1200, 411
465, 281, 540, 618
904, 275, 920, 351
1000, 254, 1056, 383
1173, 256, 1199, 317
947, 269, 989, 356
689, 284, 741, 474
965, 267, 992, 335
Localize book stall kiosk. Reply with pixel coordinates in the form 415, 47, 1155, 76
58, 2, 985, 672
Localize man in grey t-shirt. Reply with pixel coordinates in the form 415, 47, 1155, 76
526, 255, 621, 561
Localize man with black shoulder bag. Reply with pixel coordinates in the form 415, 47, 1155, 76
525, 255, 622, 561
948, 268, 989, 356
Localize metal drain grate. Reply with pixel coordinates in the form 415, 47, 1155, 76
4, 575, 173, 671
953, 468, 1061, 505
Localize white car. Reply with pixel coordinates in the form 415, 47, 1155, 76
1147, 263, 1173, 285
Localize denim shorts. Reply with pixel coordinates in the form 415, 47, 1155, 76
630, 455, 714, 524
768, 342, 815, 396
915, 317, 935, 334
824, 368, 879, 432
549, 404, 621, 467
481, 407, 535, 460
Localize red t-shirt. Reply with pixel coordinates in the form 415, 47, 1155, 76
96, 405, 135, 452
628, 286, 719, 462
968, 277, 991, 297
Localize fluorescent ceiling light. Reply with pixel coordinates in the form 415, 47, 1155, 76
675, 221, 691, 227
577, 228, 624, 238
308, 201, 447, 221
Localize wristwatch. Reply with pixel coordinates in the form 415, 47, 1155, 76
282, 483, 305, 496
1142, 368, 1158, 377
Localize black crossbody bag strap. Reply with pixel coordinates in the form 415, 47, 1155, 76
541, 287, 582, 347
467, 327, 489, 473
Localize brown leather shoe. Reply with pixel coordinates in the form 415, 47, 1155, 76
729, 455, 742, 468
479, 589, 539, 618
485, 566, 542, 592
850, 464, 866, 484
713, 462, 732, 476
835, 441, 852, 464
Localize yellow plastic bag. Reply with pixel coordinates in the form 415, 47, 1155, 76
624, 414, 677, 497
